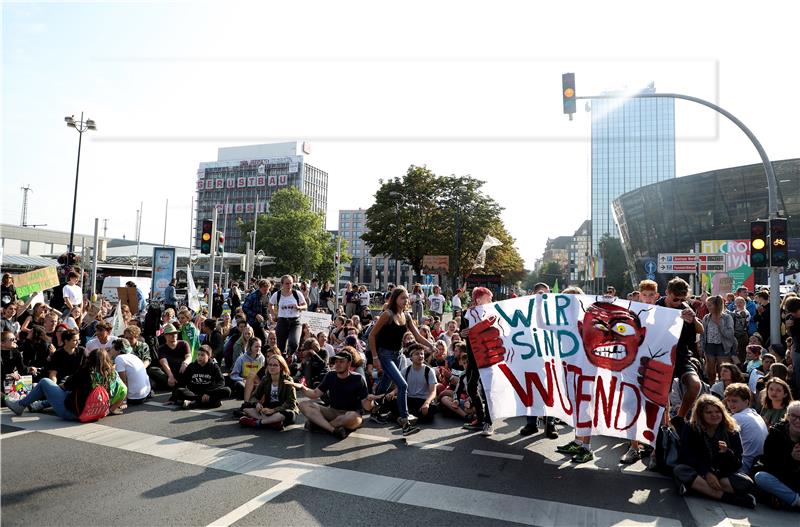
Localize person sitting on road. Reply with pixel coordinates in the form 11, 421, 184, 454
754, 400, 800, 510
6, 348, 118, 421
110, 338, 151, 407
288, 349, 380, 440
672, 395, 756, 509
723, 383, 768, 474
151, 323, 192, 390
230, 337, 265, 399
123, 325, 151, 370
169, 345, 230, 409
239, 353, 297, 430
231, 323, 254, 370
292, 337, 328, 388
398, 344, 438, 424
45, 328, 84, 385
760, 377, 794, 427
438, 352, 475, 422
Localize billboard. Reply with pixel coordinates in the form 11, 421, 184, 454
699, 240, 754, 294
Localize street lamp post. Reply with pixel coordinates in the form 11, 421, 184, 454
389, 191, 403, 286
64, 113, 97, 254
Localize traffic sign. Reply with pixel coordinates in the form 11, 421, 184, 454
643, 260, 657, 274
698, 264, 726, 272
657, 253, 728, 274
658, 263, 697, 273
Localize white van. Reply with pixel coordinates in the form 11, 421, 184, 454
101, 276, 152, 303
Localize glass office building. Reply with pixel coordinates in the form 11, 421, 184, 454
591, 86, 675, 255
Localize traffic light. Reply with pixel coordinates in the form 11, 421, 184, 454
750, 220, 768, 267
562, 73, 576, 115
217, 231, 225, 255
200, 219, 213, 254
770, 218, 788, 267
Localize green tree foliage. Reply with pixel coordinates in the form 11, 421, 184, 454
599, 234, 630, 296
529, 261, 565, 290
362, 167, 525, 287
237, 187, 349, 280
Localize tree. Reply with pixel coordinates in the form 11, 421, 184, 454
316, 234, 351, 284
237, 187, 344, 279
599, 234, 630, 296
362, 168, 524, 288
531, 261, 565, 290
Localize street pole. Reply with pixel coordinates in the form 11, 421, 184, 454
209, 207, 217, 303
578, 91, 781, 344
91, 218, 100, 300
335, 236, 342, 313
65, 112, 97, 254
244, 241, 251, 286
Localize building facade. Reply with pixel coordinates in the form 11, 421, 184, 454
195, 142, 328, 252
568, 220, 591, 284
338, 208, 412, 289
612, 158, 800, 290
591, 85, 675, 255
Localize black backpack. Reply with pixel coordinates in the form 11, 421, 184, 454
652, 425, 681, 476
403, 364, 433, 385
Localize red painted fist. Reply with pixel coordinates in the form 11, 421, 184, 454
637, 345, 677, 407
469, 316, 506, 369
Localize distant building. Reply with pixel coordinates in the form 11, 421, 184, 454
542, 235, 572, 273
0, 223, 106, 270
337, 208, 412, 289
591, 85, 675, 255
195, 142, 328, 253
568, 220, 591, 284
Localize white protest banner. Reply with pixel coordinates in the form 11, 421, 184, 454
468, 294, 682, 445
300, 311, 332, 337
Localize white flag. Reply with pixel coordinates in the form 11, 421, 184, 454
473, 234, 503, 269
111, 303, 127, 336
186, 265, 201, 313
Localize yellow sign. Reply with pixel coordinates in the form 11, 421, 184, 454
14, 266, 60, 299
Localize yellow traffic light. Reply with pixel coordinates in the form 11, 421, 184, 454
202, 233, 211, 241
752, 238, 765, 250
564, 88, 575, 98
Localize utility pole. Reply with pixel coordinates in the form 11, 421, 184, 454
20, 185, 31, 226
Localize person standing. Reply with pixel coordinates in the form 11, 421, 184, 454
409, 284, 426, 325
369, 286, 436, 436
163, 278, 177, 312
451, 288, 463, 319
308, 279, 320, 313
1, 274, 17, 308
242, 279, 270, 343
427, 285, 446, 320
269, 275, 306, 359
228, 282, 242, 311
701, 295, 736, 385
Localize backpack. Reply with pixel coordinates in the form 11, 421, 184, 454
403, 364, 433, 385
732, 311, 748, 337
652, 425, 681, 475
78, 384, 110, 422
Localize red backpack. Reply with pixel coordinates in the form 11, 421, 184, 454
78, 384, 110, 423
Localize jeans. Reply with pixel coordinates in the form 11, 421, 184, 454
276, 317, 302, 358
374, 347, 408, 419
412, 302, 424, 325
755, 471, 799, 506
18, 378, 77, 420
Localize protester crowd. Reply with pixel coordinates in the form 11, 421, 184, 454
2, 268, 799, 512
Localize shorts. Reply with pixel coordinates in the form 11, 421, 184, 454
673, 356, 698, 380
318, 405, 351, 422
703, 342, 730, 358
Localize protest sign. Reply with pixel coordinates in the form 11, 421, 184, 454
469, 294, 682, 445
300, 311, 332, 337
3, 375, 33, 401
117, 287, 139, 315
14, 267, 60, 299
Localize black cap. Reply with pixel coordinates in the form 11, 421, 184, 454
333, 350, 352, 362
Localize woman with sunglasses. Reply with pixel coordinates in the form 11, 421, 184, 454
239, 353, 297, 430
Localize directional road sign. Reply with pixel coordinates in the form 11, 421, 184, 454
657, 253, 728, 274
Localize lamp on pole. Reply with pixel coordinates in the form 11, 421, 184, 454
389, 191, 403, 286
64, 112, 97, 254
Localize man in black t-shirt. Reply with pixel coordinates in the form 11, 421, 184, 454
288, 350, 379, 439
46, 328, 83, 384
654, 278, 703, 421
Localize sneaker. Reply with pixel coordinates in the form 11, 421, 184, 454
181, 400, 191, 409
401, 422, 420, 436
4, 397, 24, 416
620, 446, 641, 465
481, 423, 494, 436
333, 426, 349, 440
721, 492, 756, 509
556, 441, 584, 455
640, 444, 654, 457
370, 412, 390, 424
676, 482, 688, 497
407, 414, 418, 427
462, 419, 483, 431
519, 423, 539, 436
28, 400, 48, 413
239, 416, 260, 428
571, 448, 594, 464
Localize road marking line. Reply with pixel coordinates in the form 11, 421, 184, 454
348, 430, 456, 451
143, 400, 226, 417
471, 449, 524, 461
0, 429, 33, 440
205, 481, 295, 527
2, 413, 682, 527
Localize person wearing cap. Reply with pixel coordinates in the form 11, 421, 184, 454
151, 323, 192, 391
287, 348, 381, 440
110, 337, 151, 406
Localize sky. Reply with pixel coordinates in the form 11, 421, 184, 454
2, 0, 799, 268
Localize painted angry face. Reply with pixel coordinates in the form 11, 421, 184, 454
578, 302, 646, 371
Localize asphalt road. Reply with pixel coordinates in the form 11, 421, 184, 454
1, 393, 797, 527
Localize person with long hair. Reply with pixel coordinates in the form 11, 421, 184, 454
710, 363, 746, 399
369, 285, 436, 435
409, 284, 426, 325
5, 348, 117, 421
754, 400, 800, 509
701, 295, 736, 384
239, 353, 297, 430
760, 377, 794, 427
672, 395, 756, 508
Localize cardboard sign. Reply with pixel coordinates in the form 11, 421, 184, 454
14, 267, 60, 299
4, 375, 33, 401
300, 311, 333, 337
117, 286, 139, 315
